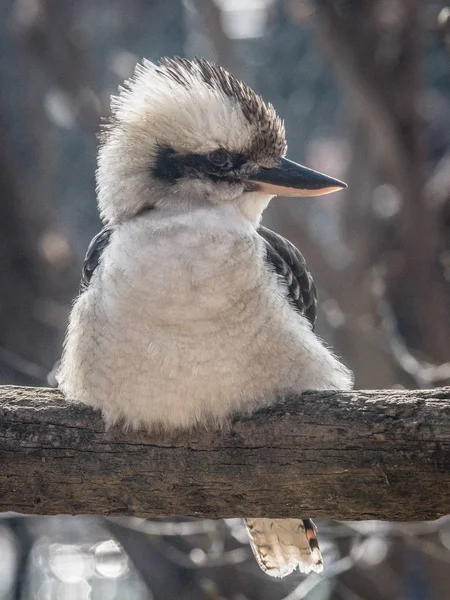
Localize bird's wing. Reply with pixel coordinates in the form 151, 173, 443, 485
80, 227, 113, 291
258, 226, 317, 328
47, 228, 113, 386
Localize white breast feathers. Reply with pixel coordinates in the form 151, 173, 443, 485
57, 206, 352, 431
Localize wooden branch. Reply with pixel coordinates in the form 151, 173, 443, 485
1, 386, 449, 520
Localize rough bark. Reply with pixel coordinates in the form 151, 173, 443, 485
0, 385, 449, 520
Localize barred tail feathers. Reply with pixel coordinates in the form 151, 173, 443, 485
245, 517, 323, 578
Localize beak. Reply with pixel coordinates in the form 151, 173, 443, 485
247, 157, 347, 197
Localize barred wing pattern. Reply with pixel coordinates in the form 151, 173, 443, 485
258, 226, 317, 328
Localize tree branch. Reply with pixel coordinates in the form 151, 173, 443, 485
1, 385, 449, 520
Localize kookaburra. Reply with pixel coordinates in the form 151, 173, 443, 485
57, 57, 353, 578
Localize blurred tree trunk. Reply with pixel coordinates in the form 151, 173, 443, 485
0, 119, 71, 384
1, 0, 188, 385
315, 0, 450, 364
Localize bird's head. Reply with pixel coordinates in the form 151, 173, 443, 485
97, 57, 346, 226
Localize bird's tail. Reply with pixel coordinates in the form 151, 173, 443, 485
245, 517, 323, 578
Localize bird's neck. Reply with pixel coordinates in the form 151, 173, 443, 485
234, 191, 274, 226
127, 203, 258, 238
153, 190, 273, 229
109, 191, 274, 231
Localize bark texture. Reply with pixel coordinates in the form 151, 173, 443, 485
0, 385, 449, 520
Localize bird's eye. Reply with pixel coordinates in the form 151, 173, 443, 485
208, 149, 231, 168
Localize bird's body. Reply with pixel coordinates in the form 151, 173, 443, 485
63, 207, 350, 430
57, 57, 353, 578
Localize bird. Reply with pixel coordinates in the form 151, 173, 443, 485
57, 57, 354, 578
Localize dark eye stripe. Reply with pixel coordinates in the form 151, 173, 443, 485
153, 144, 246, 184
208, 149, 230, 167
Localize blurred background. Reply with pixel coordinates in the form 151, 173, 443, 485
0, 0, 449, 598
